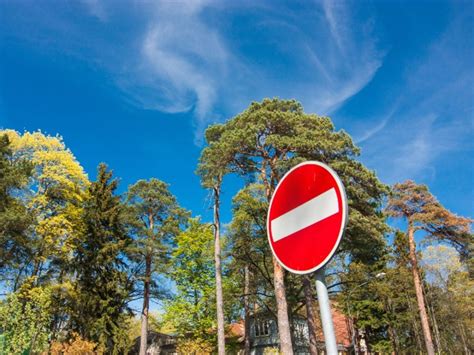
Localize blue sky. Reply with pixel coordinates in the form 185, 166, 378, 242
1, 0, 473, 226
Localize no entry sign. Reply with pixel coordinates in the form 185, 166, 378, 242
267, 161, 348, 274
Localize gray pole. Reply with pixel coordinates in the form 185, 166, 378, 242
315, 268, 338, 355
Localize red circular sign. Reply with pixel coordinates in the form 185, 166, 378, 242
267, 161, 348, 274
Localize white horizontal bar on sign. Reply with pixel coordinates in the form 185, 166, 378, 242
271, 187, 339, 242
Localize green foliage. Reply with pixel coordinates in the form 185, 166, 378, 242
422, 245, 474, 352
200, 98, 388, 264
0, 112, 472, 355
126, 178, 188, 293
0, 284, 53, 354
0, 134, 33, 275
0, 129, 89, 287
228, 183, 275, 312
201, 99, 389, 352
69, 163, 132, 353
164, 218, 216, 342
387, 180, 472, 272
176, 338, 214, 354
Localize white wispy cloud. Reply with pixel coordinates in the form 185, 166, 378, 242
355, 115, 390, 145
392, 114, 441, 179
3, 1, 384, 141
321, 0, 348, 56
359, 12, 473, 183
290, 0, 383, 114
114, 0, 383, 139
117, 0, 229, 136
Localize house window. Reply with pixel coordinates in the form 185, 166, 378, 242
255, 319, 271, 337
293, 322, 308, 340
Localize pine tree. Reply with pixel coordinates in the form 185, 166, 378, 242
197, 140, 230, 355
125, 178, 187, 355
199, 98, 388, 354
70, 163, 132, 353
386, 180, 472, 355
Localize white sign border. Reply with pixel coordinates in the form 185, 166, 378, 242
266, 161, 348, 275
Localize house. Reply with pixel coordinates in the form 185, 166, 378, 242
228, 305, 352, 354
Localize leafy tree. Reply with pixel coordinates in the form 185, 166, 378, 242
125, 178, 187, 355
446, 270, 473, 352
69, 164, 132, 353
1, 130, 89, 346
164, 218, 216, 348
200, 98, 388, 354
0, 129, 88, 286
422, 244, 473, 353
386, 180, 472, 355
0, 283, 53, 354
0, 134, 33, 280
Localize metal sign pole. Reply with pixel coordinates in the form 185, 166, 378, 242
315, 267, 338, 355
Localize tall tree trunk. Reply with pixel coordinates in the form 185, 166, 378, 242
263, 168, 294, 355
273, 258, 294, 354
407, 223, 435, 355
213, 184, 226, 355
303, 275, 318, 355
244, 265, 251, 355
139, 252, 151, 355
425, 285, 441, 354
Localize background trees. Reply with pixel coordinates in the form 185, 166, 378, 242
387, 180, 472, 355
0, 105, 472, 354
0, 284, 53, 354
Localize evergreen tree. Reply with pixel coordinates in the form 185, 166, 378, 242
125, 178, 187, 355
0, 134, 33, 278
197, 137, 230, 355
200, 98, 388, 354
70, 163, 132, 353
386, 180, 472, 355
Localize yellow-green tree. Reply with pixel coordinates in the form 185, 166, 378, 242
0, 283, 53, 353
164, 218, 216, 350
1, 130, 89, 344
1, 130, 89, 286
